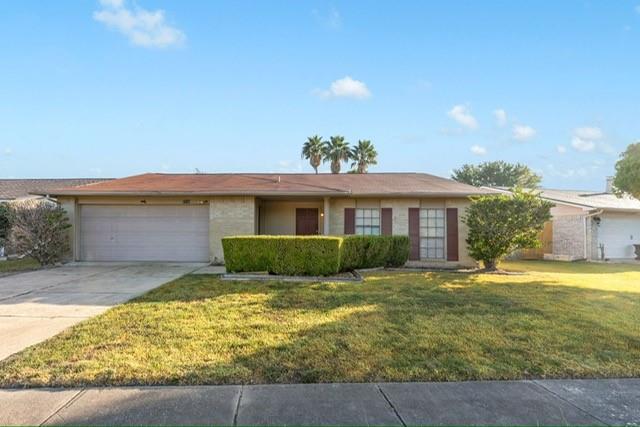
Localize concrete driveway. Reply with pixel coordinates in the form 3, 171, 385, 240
0, 263, 205, 361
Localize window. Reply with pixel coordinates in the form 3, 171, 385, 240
355, 208, 380, 235
420, 208, 445, 259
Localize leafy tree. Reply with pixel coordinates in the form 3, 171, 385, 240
463, 189, 552, 271
301, 135, 325, 174
323, 136, 350, 174
613, 142, 640, 199
350, 140, 378, 173
8, 200, 71, 266
452, 161, 542, 188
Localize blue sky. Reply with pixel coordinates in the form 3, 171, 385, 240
1, 1, 639, 190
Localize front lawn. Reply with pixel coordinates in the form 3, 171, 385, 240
1, 261, 639, 387
0, 258, 39, 274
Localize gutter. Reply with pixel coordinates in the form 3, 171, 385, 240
31, 191, 496, 198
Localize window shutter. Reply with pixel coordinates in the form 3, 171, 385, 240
408, 208, 420, 260
381, 208, 392, 235
344, 208, 356, 234
446, 208, 459, 261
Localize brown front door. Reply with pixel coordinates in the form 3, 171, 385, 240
296, 208, 319, 235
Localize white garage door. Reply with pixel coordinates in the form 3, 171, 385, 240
80, 205, 210, 262
598, 213, 640, 259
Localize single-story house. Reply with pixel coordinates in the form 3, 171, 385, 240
0, 178, 112, 203
41, 173, 496, 267
493, 181, 640, 261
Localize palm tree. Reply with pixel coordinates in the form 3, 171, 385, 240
323, 136, 350, 174
350, 140, 378, 173
301, 135, 324, 174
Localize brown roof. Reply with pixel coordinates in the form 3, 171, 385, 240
43, 173, 495, 198
0, 178, 113, 201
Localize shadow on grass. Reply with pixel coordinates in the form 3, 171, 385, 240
2, 270, 639, 387
136, 272, 640, 385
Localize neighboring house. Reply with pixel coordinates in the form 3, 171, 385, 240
493, 180, 640, 261
0, 179, 112, 203
41, 173, 496, 267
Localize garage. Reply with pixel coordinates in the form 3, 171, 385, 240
598, 213, 640, 259
79, 205, 210, 262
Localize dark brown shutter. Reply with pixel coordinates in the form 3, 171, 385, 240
344, 208, 356, 234
408, 208, 420, 260
381, 208, 392, 236
446, 208, 459, 261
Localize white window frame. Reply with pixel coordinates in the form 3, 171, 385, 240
420, 208, 445, 260
355, 208, 381, 236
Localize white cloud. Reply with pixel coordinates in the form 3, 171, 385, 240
571, 137, 596, 152
571, 126, 603, 152
313, 7, 342, 29
556, 145, 567, 154
314, 76, 372, 99
470, 145, 487, 155
3, 148, 12, 156
574, 126, 604, 141
447, 105, 478, 129
494, 109, 508, 127
94, 0, 185, 48
635, 4, 640, 14
512, 124, 536, 141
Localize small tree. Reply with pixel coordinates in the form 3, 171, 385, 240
463, 189, 552, 271
613, 142, 640, 199
452, 161, 542, 188
8, 200, 71, 266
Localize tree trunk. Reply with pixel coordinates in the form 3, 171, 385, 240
331, 161, 341, 174
483, 259, 498, 271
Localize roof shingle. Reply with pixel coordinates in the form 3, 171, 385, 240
42, 173, 494, 198
0, 178, 112, 201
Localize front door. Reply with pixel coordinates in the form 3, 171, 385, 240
296, 208, 319, 235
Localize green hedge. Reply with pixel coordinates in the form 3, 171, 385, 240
223, 235, 410, 276
340, 235, 410, 271
222, 236, 343, 276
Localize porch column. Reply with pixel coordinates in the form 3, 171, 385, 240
323, 197, 330, 235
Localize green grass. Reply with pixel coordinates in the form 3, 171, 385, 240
1, 260, 639, 387
0, 258, 39, 274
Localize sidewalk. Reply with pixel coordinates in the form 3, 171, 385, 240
1, 379, 638, 426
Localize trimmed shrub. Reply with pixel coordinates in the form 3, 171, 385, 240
340, 235, 410, 271
222, 236, 342, 276
387, 235, 410, 267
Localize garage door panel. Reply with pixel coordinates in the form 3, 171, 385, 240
80, 205, 210, 262
598, 214, 640, 259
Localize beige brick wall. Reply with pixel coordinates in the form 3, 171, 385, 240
329, 198, 355, 235
328, 196, 476, 268
381, 198, 419, 236
552, 215, 586, 260
209, 196, 256, 263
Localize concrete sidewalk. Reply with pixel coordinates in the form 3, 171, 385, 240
1, 379, 638, 426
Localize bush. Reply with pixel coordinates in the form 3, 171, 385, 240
8, 200, 71, 266
463, 188, 552, 270
222, 235, 410, 276
222, 236, 343, 276
340, 235, 409, 271
0, 204, 10, 254
387, 236, 411, 267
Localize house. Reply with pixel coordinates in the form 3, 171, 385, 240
41, 172, 496, 267
495, 180, 640, 261
0, 179, 112, 203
